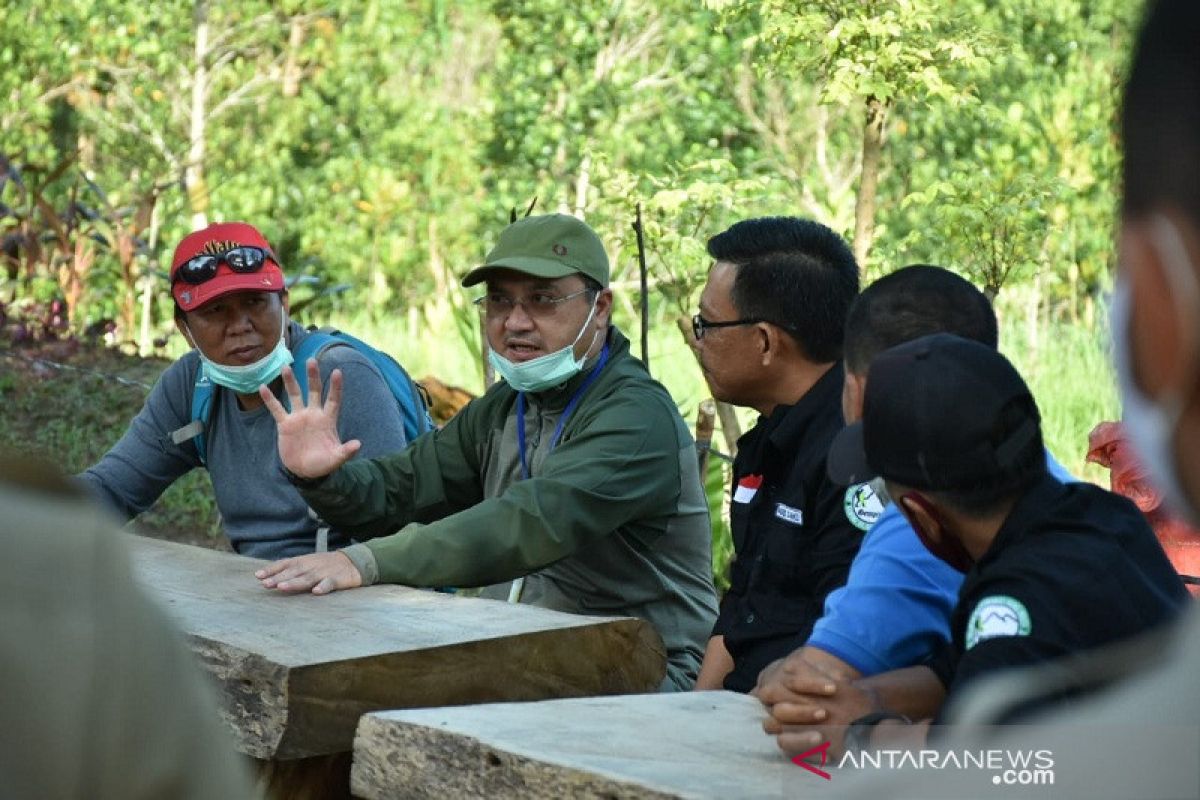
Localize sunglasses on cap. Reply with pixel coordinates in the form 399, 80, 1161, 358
173, 246, 278, 285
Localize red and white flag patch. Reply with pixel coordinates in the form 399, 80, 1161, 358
733, 474, 763, 504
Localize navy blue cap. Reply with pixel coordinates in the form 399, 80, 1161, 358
827, 333, 1043, 491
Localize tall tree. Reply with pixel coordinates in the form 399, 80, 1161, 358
708, 0, 988, 266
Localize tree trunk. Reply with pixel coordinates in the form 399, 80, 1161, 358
479, 313, 495, 389
852, 96, 888, 267
282, 18, 306, 98
573, 151, 592, 218
186, 0, 211, 231
139, 200, 161, 355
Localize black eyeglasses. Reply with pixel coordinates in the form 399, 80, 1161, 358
692, 313, 763, 340
174, 246, 278, 285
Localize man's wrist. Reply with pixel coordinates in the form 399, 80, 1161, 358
844, 711, 912, 755
280, 465, 330, 490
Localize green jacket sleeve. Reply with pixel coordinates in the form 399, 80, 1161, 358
297, 393, 489, 539
361, 389, 685, 588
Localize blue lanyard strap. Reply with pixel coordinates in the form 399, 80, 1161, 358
515, 343, 610, 480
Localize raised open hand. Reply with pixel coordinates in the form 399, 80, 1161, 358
259, 358, 361, 480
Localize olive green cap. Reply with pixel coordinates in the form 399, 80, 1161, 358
461, 213, 610, 288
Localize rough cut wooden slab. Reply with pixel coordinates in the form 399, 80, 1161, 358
126, 536, 666, 761
351, 691, 802, 799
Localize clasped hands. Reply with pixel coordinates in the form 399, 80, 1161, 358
752, 650, 876, 759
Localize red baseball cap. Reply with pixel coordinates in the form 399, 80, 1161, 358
170, 221, 286, 312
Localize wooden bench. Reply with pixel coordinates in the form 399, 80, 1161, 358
351, 691, 798, 799
127, 536, 666, 797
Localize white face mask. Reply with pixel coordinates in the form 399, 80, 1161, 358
488, 297, 601, 393
186, 306, 294, 396
1112, 214, 1200, 521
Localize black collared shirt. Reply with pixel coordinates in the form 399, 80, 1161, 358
932, 474, 1188, 710
714, 362, 867, 692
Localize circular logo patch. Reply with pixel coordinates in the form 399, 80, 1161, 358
966, 595, 1032, 650
552, 243, 568, 256
843, 482, 884, 532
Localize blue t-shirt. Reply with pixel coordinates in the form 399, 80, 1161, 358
806, 451, 1075, 676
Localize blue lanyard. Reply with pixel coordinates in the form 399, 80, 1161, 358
515, 344, 610, 480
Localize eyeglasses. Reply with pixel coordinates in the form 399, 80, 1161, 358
691, 313, 764, 340
174, 246, 277, 285
474, 288, 593, 318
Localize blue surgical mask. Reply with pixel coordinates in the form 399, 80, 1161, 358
188, 307, 294, 396
1112, 214, 1200, 521
488, 298, 601, 393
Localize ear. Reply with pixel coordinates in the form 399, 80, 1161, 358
898, 492, 944, 541
174, 314, 196, 349
755, 321, 777, 366
1120, 215, 1200, 398
280, 289, 291, 316
593, 287, 614, 328
842, 370, 866, 424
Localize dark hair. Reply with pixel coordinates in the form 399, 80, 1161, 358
931, 395, 1046, 517
706, 216, 859, 362
844, 265, 998, 375
1123, 0, 1200, 221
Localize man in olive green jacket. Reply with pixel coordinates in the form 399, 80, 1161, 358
255, 214, 718, 690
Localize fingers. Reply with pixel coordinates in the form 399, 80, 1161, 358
324, 367, 344, 419
769, 700, 830, 726
256, 555, 323, 593
338, 439, 362, 462
756, 675, 836, 708
260, 376, 289, 421
306, 357, 322, 409
777, 727, 834, 758
257, 553, 362, 595
281, 362, 304, 408
255, 560, 290, 580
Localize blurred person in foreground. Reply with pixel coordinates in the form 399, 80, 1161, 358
0, 455, 252, 798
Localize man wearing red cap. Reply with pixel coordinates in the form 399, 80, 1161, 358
78, 222, 410, 559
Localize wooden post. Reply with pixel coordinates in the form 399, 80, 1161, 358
633, 203, 650, 369
479, 312, 495, 389
695, 399, 716, 477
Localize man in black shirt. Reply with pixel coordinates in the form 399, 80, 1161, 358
786, 333, 1188, 752
692, 216, 864, 692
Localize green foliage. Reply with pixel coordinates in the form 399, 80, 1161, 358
0, 0, 1142, 581
712, 0, 990, 107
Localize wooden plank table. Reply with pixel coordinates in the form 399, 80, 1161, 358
351, 691, 804, 799
127, 536, 666, 796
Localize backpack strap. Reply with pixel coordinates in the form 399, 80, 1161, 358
170, 368, 215, 465
286, 329, 339, 410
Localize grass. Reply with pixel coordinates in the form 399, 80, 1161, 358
999, 316, 1118, 485
0, 344, 223, 546
5, 299, 1119, 576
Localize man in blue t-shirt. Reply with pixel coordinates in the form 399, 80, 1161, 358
754, 266, 1072, 694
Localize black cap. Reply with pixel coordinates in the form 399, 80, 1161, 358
827, 333, 1043, 491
